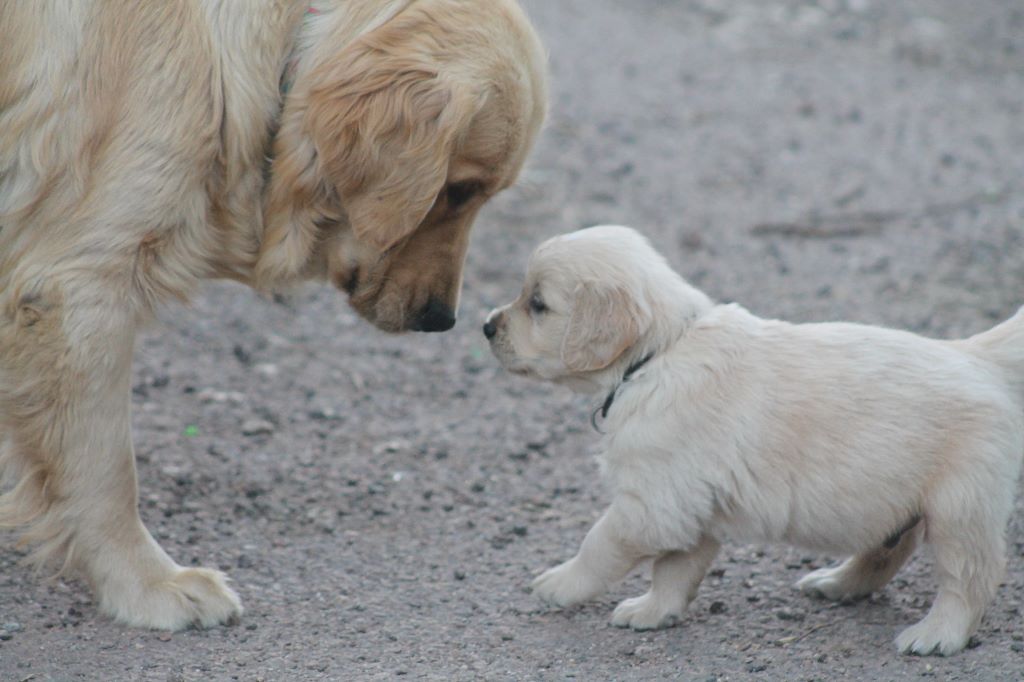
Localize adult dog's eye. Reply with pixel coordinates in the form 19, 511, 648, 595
529, 294, 547, 314
445, 181, 481, 210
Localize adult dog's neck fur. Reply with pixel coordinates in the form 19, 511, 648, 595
203, 0, 414, 284
278, 0, 412, 98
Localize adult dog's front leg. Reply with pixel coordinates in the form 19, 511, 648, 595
0, 282, 241, 630
532, 500, 650, 607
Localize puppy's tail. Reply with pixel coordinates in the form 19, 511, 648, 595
962, 305, 1024, 393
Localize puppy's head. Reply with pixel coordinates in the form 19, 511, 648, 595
485, 226, 669, 388
257, 0, 547, 333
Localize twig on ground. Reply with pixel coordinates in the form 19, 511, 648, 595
752, 186, 1013, 239
777, 621, 840, 645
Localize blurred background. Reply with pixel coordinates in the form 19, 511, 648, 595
3, 1, 1023, 679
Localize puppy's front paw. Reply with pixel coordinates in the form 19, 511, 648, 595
531, 558, 606, 607
610, 593, 682, 631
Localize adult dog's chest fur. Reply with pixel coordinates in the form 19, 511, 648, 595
0, 1, 302, 299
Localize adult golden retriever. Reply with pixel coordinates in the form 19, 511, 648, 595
0, 0, 546, 629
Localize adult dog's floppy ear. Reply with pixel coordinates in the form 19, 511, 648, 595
561, 282, 651, 373
256, 12, 479, 285
308, 35, 479, 252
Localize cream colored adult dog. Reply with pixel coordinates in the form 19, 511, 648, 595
0, 0, 546, 630
484, 225, 1024, 656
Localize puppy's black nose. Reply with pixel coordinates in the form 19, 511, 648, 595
413, 298, 456, 332
483, 320, 497, 339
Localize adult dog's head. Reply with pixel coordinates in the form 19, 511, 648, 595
484, 226, 713, 391
256, 0, 547, 332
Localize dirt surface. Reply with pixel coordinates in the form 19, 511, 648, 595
4, 1, 1024, 680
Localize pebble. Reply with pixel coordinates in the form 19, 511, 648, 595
232, 344, 252, 365
197, 388, 245, 404
373, 440, 408, 455
709, 601, 727, 615
241, 419, 275, 436
255, 363, 279, 378
309, 407, 341, 421
894, 17, 948, 66
775, 607, 806, 621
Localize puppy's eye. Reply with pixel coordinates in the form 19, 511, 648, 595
445, 181, 482, 211
529, 294, 547, 314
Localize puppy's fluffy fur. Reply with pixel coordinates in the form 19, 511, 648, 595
0, 0, 545, 630
486, 225, 1024, 656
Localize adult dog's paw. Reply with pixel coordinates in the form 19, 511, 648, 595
100, 567, 243, 631
530, 558, 606, 607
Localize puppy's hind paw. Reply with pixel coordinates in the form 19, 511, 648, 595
610, 593, 682, 631
895, 617, 970, 657
796, 565, 864, 602
530, 558, 606, 608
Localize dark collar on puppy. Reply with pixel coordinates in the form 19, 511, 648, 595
591, 352, 654, 431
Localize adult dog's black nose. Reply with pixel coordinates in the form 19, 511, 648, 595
483, 320, 497, 339
413, 299, 456, 332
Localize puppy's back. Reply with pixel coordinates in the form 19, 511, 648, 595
642, 303, 1024, 551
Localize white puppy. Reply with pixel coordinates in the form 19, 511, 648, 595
483, 225, 1024, 656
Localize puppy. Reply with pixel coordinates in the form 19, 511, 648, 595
485, 225, 1024, 656
0, 0, 545, 630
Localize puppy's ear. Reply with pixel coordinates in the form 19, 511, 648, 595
561, 283, 651, 373
256, 15, 479, 286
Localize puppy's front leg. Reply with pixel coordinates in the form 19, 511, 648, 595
532, 500, 649, 607
611, 535, 720, 630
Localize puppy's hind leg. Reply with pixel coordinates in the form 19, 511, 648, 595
797, 519, 922, 602
611, 535, 720, 631
895, 476, 1009, 656
0, 281, 242, 630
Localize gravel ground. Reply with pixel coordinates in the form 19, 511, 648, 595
3, 1, 1024, 680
